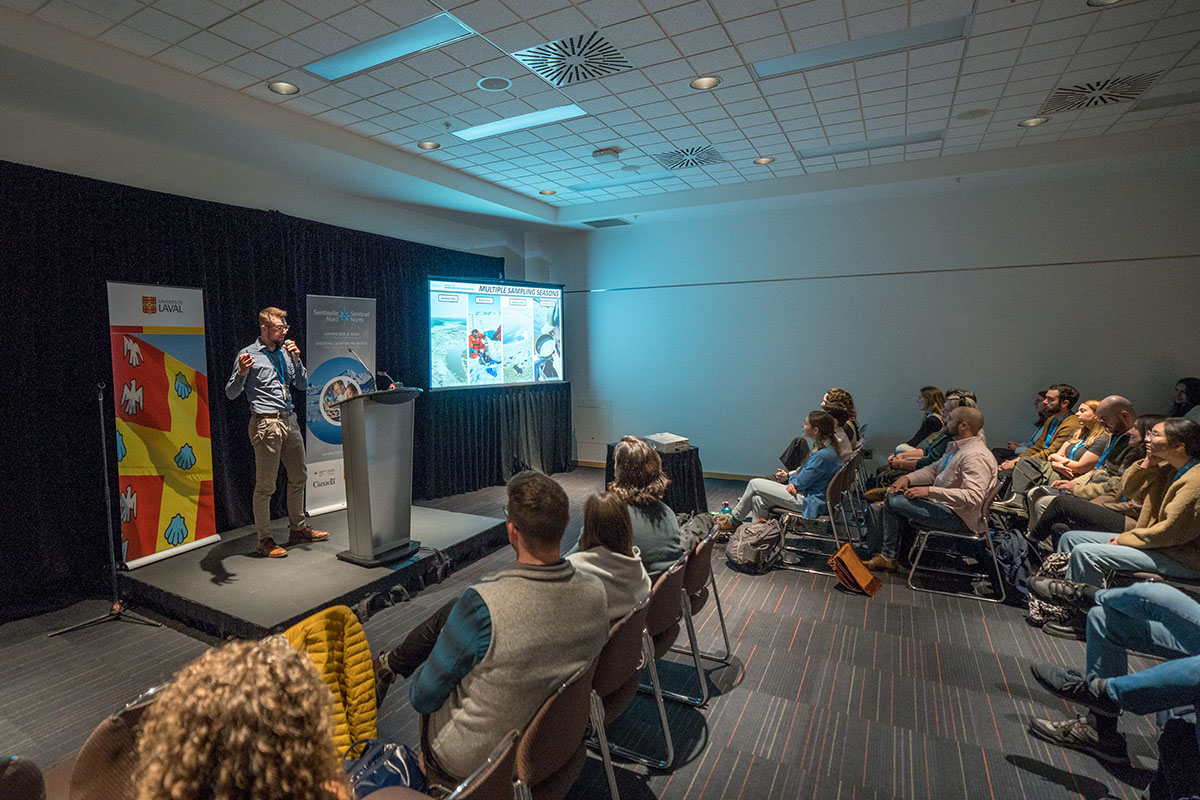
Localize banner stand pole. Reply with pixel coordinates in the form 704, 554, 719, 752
50, 383, 162, 638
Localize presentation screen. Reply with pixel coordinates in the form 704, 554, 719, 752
429, 277, 563, 390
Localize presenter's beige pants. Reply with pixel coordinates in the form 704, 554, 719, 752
249, 412, 306, 541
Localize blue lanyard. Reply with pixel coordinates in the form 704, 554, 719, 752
1096, 436, 1119, 467
1043, 415, 1065, 447
265, 347, 288, 384
939, 450, 953, 472
1174, 459, 1199, 485
1067, 438, 1087, 460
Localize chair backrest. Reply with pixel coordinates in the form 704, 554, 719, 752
446, 730, 520, 800
0, 757, 45, 800
644, 558, 687, 641
68, 688, 162, 800
515, 660, 598, 793
824, 462, 850, 510
593, 601, 649, 702
681, 537, 714, 614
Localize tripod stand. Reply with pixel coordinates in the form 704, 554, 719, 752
50, 383, 161, 637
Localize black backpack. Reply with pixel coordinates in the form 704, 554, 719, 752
725, 519, 783, 573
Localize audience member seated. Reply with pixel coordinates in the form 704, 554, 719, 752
993, 390, 1050, 463
894, 386, 944, 455
134, 637, 351, 800
1032, 419, 1200, 630
875, 390, 977, 487
998, 383, 1081, 472
1026, 580, 1200, 796
821, 387, 859, 458
863, 406, 997, 572
608, 435, 697, 574
1026, 411, 1160, 550
1170, 376, 1200, 423
566, 491, 652, 624
728, 411, 840, 524
373, 471, 608, 783
993, 399, 1109, 514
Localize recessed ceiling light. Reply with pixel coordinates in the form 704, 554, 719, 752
450, 104, 587, 141
689, 76, 721, 90
477, 76, 511, 92
539, 189, 556, 195
268, 81, 299, 95
1086, 0, 1122, 6
1018, 116, 1050, 127
304, 13, 472, 81
752, 156, 775, 165
417, 140, 440, 150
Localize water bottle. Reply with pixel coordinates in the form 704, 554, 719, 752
720, 501, 731, 516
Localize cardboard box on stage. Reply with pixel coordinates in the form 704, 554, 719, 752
643, 433, 689, 453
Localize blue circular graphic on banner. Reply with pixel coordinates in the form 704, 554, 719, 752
306, 357, 375, 444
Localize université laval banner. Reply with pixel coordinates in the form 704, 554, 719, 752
305, 295, 377, 515
107, 282, 218, 569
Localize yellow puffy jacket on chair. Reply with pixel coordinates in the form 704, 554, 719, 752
285, 604, 376, 755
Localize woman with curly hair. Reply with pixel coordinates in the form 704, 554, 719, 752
135, 637, 350, 800
609, 435, 695, 574
821, 387, 859, 459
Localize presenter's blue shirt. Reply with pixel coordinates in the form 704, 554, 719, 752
789, 445, 840, 518
224, 338, 307, 414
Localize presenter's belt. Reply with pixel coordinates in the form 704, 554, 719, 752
252, 411, 292, 419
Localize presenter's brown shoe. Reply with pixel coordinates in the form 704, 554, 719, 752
288, 525, 329, 544
257, 537, 287, 558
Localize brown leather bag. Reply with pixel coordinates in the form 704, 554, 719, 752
828, 543, 882, 596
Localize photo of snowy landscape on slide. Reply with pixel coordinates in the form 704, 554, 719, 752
428, 279, 562, 389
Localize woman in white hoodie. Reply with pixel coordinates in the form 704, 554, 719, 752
568, 492, 653, 624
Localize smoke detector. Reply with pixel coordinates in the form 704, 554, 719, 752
591, 147, 622, 162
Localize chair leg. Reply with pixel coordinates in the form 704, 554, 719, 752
513, 780, 533, 800
588, 690, 621, 800
656, 588, 709, 706
669, 571, 732, 664
907, 529, 1006, 604
609, 632, 675, 769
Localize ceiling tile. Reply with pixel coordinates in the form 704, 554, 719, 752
1026, 14, 1096, 46
452, 0, 518, 32
654, 1, 718, 36
152, 0, 230, 28
598, 70, 653, 92
970, 3, 1038, 37
857, 71, 905, 91
366, 0, 443, 26
285, 0, 354, 19
711, 81, 760, 103
339, 73, 393, 96
124, 6, 197, 42
624, 38, 683, 66
908, 61, 958, 83
964, 49, 1020, 73
290, 21, 356, 54
1017, 37, 1084, 64
201, 62, 258, 89
527, 6, 592, 40
1065, 44, 1135, 73
855, 51, 906, 76
685, 47, 743, 73
259, 37, 323, 67
212, 14, 280, 48
281, 95, 331, 115
673, 25, 732, 56
36, 1, 114, 37
484, 21, 544, 51
781, 0, 844, 31
440, 36, 503, 66
243, 1, 318, 36
326, 6, 396, 40
100, 24, 170, 55
153, 44, 218, 73
849, 7, 906, 39
966, 28, 1028, 58
603, 16, 666, 49
860, 85, 905, 105
735, 34, 794, 64
789, 20, 849, 52
227, 51, 287, 79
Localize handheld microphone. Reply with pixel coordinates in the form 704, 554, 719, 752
284, 339, 302, 368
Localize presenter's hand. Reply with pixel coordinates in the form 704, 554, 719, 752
174, 443, 196, 470
904, 486, 931, 500
786, 484, 798, 496
284, 339, 301, 358
163, 514, 189, 546
174, 372, 192, 399
237, 353, 254, 376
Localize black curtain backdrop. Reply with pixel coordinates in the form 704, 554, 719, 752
0, 160, 571, 620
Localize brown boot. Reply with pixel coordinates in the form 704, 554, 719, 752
862, 553, 897, 572
256, 537, 287, 558
288, 525, 329, 544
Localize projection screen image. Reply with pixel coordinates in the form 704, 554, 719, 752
429, 278, 562, 389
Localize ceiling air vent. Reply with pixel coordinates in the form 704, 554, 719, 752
511, 32, 633, 87
1038, 72, 1163, 114
651, 145, 725, 170
582, 218, 631, 228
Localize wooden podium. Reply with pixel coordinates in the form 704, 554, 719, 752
335, 386, 423, 567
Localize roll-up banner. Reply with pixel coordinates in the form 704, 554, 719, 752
305, 295, 377, 515
107, 282, 218, 569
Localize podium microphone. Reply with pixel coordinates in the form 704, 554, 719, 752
349, 348, 395, 390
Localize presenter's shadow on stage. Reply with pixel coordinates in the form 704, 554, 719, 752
199, 533, 258, 585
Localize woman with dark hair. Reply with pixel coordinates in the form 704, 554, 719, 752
609, 435, 694, 574
728, 411, 841, 524
135, 637, 350, 800
1170, 377, 1200, 421
895, 386, 945, 455
821, 388, 859, 453
567, 491, 651, 623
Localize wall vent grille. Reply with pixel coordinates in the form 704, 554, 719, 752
511, 32, 633, 87
582, 218, 631, 228
651, 145, 725, 170
1038, 72, 1163, 114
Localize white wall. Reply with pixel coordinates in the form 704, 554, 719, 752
542, 149, 1200, 477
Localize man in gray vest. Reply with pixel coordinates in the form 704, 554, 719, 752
373, 470, 608, 783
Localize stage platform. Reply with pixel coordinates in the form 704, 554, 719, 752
118, 506, 506, 640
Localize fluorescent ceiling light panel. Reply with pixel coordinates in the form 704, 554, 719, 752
569, 170, 678, 191
754, 17, 970, 79
797, 130, 943, 159
1130, 89, 1200, 111
451, 104, 586, 141
305, 13, 473, 81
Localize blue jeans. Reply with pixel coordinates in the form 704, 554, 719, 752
1087, 582, 1200, 710
1058, 530, 1200, 587
879, 492, 971, 560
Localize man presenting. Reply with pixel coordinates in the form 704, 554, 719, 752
225, 306, 328, 558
